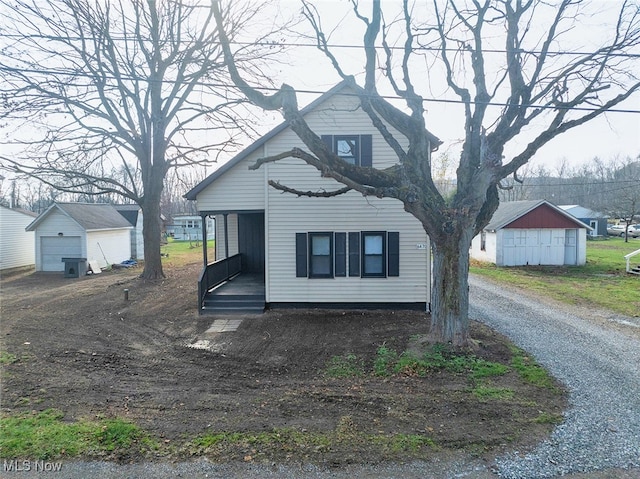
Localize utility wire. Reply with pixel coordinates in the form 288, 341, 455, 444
2, 66, 640, 114
0, 34, 638, 58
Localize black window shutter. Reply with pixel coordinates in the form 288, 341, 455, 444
388, 232, 400, 277
360, 134, 372, 167
335, 233, 346, 277
321, 135, 333, 152
296, 233, 308, 277
348, 232, 360, 277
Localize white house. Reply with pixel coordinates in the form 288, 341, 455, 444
167, 214, 214, 241
185, 82, 440, 311
0, 205, 37, 270
115, 204, 145, 260
26, 203, 132, 272
470, 200, 591, 267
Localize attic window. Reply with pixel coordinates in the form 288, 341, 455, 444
335, 136, 358, 164
321, 134, 373, 167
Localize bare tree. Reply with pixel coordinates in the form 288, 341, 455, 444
609, 157, 640, 241
212, 0, 640, 346
0, 0, 284, 278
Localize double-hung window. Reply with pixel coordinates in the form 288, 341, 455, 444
362, 232, 385, 277
296, 231, 399, 279
309, 232, 333, 278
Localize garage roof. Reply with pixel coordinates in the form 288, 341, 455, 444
485, 200, 591, 232
26, 203, 132, 232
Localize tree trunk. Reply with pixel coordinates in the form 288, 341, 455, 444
429, 227, 474, 347
140, 170, 165, 279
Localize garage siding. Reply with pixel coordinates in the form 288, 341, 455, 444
87, 230, 132, 268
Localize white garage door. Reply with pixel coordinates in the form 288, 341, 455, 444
41, 236, 82, 271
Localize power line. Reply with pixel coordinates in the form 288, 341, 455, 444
0, 33, 638, 59
2, 65, 640, 114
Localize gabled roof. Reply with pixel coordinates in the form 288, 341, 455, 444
114, 204, 141, 227
0, 204, 38, 217
485, 199, 590, 231
26, 202, 132, 231
558, 204, 604, 218
184, 81, 442, 200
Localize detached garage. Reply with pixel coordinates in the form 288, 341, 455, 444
471, 200, 590, 267
26, 203, 132, 272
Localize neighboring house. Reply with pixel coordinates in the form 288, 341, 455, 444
0, 205, 37, 270
559, 204, 607, 237
115, 204, 145, 260
185, 81, 440, 312
167, 214, 214, 241
470, 199, 591, 267
26, 203, 132, 271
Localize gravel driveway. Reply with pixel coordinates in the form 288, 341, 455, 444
469, 274, 640, 478
4, 274, 639, 479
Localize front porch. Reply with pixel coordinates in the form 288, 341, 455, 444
196, 210, 266, 314
204, 273, 265, 314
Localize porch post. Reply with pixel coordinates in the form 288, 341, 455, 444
223, 213, 229, 259
201, 213, 208, 266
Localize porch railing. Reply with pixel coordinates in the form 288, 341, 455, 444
624, 248, 640, 275
198, 254, 242, 308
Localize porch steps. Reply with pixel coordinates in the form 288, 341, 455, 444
202, 292, 265, 314
629, 265, 640, 275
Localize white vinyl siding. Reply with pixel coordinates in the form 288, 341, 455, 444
267, 185, 428, 304
214, 214, 239, 260
196, 152, 266, 212
267, 94, 403, 170
0, 207, 36, 270
86, 229, 131, 269
195, 88, 431, 305
264, 92, 427, 304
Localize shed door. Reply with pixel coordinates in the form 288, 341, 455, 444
564, 229, 577, 265
41, 236, 82, 271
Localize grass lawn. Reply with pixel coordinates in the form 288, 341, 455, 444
470, 237, 640, 317
160, 237, 214, 268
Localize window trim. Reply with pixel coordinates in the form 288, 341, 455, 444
361, 231, 386, 278
308, 232, 334, 278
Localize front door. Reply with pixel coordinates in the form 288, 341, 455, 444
238, 213, 265, 274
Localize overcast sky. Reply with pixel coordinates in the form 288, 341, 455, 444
265, 0, 640, 173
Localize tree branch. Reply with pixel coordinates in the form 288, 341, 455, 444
268, 181, 351, 198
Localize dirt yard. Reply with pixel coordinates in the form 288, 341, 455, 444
0, 262, 566, 465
